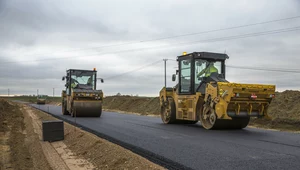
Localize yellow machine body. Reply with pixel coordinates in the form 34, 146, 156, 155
159, 52, 276, 129
61, 69, 104, 117
37, 95, 47, 105
62, 90, 103, 117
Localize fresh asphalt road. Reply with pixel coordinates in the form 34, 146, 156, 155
31, 104, 300, 170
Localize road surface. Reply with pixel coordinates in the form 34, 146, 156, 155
30, 104, 300, 170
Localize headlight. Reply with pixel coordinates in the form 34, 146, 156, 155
219, 89, 224, 95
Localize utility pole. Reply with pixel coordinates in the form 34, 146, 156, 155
53, 88, 55, 97
163, 59, 168, 88
37, 89, 39, 96
8, 88, 9, 96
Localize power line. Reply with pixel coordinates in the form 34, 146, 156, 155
176, 26, 300, 45
140, 15, 300, 42
161, 58, 300, 73
104, 59, 162, 80
3, 64, 300, 95
226, 65, 300, 73
161, 60, 300, 73
2, 15, 300, 59
166, 58, 177, 61
1, 26, 300, 65
105, 61, 300, 83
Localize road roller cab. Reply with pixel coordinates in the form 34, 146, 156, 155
159, 52, 276, 130
61, 68, 104, 117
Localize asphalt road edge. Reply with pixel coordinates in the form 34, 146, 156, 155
29, 104, 194, 170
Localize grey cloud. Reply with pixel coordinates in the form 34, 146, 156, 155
0, 0, 125, 48
1, 0, 300, 96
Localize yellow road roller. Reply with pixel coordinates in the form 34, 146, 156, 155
37, 95, 47, 105
61, 68, 104, 117
159, 52, 276, 130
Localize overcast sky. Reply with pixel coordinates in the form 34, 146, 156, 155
0, 0, 300, 96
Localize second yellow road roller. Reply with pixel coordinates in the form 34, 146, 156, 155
61, 68, 104, 117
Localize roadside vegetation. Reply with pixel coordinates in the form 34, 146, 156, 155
3, 90, 300, 132
3, 96, 62, 105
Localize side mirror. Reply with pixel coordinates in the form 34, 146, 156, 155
97, 78, 104, 83
172, 74, 176, 81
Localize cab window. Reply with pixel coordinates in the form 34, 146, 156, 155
180, 59, 192, 93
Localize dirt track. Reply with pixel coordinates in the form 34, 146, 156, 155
0, 99, 164, 170
0, 99, 51, 170
103, 90, 300, 131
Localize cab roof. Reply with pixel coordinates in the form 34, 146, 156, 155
177, 52, 229, 61
67, 69, 97, 72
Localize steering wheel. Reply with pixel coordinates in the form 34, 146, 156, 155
198, 76, 204, 81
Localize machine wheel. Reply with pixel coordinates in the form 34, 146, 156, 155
70, 102, 75, 117
161, 97, 176, 124
70, 108, 75, 117
200, 107, 251, 129
62, 100, 69, 115
200, 106, 219, 130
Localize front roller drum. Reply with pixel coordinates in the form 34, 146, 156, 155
72, 101, 102, 117
37, 99, 46, 105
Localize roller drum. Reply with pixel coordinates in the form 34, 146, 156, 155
72, 100, 102, 117
37, 99, 46, 105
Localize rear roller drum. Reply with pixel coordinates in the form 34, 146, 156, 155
200, 107, 250, 129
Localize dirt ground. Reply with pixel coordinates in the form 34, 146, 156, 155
0, 99, 51, 170
249, 90, 300, 131
0, 99, 164, 170
103, 90, 300, 132
103, 96, 160, 116
4, 96, 62, 105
